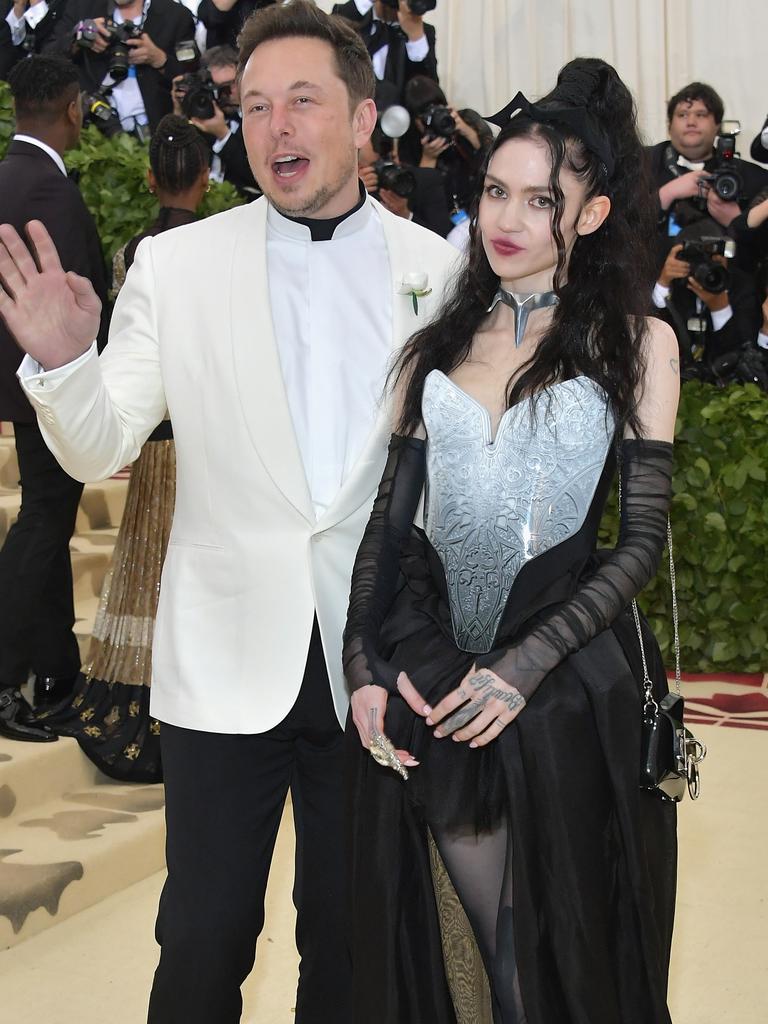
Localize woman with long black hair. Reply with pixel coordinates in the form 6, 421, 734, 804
344, 58, 680, 1023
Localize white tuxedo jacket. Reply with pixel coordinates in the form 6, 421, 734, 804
21, 196, 458, 733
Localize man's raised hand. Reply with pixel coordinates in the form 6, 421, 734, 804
0, 221, 101, 371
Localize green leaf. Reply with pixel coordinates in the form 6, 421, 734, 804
704, 512, 726, 532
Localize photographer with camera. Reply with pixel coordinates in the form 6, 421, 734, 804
730, 186, 768, 274
333, 0, 437, 107
51, 0, 199, 135
358, 121, 452, 236
197, 0, 275, 50
1, 0, 67, 76
651, 228, 761, 377
647, 82, 768, 245
173, 44, 259, 199
399, 73, 491, 222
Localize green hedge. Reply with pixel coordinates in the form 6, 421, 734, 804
599, 381, 768, 673
0, 80, 243, 263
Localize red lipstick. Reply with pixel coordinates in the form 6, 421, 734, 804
491, 238, 524, 256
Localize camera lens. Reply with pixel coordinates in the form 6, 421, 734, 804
714, 173, 739, 202
109, 43, 130, 82
693, 261, 728, 294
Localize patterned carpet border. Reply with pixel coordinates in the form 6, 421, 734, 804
677, 672, 768, 731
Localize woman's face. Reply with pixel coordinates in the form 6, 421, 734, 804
478, 135, 588, 294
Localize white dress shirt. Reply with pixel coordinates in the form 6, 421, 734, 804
5, 0, 48, 44
12, 133, 67, 176
266, 197, 392, 519
104, 3, 150, 131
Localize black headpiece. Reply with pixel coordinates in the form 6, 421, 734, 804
486, 78, 615, 177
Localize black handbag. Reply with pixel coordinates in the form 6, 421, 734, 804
619, 473, 707, 802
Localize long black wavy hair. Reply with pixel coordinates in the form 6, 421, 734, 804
393, 58, 657, 438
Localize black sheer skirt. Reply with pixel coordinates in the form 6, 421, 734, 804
348, 526, 677, 1024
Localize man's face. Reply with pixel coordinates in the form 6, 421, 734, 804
668, 99, 719, 160
241, 36, 375, 218
210, 63, 240, 116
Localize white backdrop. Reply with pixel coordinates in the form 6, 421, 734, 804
318, 1, 768, 159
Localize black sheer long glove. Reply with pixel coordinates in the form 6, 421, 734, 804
474, 439, 674, 701
343, 435, 426, 693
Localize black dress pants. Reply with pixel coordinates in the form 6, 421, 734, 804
0, 421, 83, 689
147, 620, 352, 1024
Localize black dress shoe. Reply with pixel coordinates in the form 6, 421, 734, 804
0, 688, 58, 742
33, 673, 78, 709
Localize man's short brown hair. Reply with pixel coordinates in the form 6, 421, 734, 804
237, 0, 375, 109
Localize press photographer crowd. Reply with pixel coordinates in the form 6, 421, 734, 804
2, 0, 767, 393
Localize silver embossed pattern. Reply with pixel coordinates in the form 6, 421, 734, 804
422, 371, 615, 653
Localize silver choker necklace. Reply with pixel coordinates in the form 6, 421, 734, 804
487, 288, 559, 348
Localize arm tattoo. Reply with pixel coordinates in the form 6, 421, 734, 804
439, 671, 525, 735
669, 357, 679, 376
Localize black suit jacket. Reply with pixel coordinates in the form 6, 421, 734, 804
0, 140, 109, 423
197, 0, 264, 49
218, 123, 260, 197
51, 0, 197, 131
0, 0, 67, 77
333, 4, 438, 104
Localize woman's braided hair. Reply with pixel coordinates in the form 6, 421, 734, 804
149, 114, 210, 194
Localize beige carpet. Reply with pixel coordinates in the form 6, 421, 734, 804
1, 720, 766, 1023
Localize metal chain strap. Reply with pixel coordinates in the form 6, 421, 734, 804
618, 464, 681, 706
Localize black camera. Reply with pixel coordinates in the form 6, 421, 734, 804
176, 70, 217, 120
678, 236, 734, 294
372, 160, 416, 198
81, 87, 122, 138
699, 123, 743, 202
75, 17, 143, 82
421, 103, 455, 140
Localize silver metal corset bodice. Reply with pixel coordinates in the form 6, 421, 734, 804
422, 370, 615, 654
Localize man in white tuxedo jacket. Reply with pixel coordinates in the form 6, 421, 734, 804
0, 3, 457, 1022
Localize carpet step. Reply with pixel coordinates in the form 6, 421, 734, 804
0, 735, 104, 821
0, 774, 165, 949
0, 434, 17, 487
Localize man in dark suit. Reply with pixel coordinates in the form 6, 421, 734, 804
196, 0, 275, 50
332, 0, 437, 107
1, 0, 69, 78
180, 43, 260, 199
0, 55, 109, 740
50, 0, 198, 133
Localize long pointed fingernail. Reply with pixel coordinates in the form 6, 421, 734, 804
404, 758, 420, 767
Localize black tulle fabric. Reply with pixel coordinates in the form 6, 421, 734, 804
343, 434, 427, 694
345, 434, 677, 1024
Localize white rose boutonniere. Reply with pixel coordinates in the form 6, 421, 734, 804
398, 271, 432, 315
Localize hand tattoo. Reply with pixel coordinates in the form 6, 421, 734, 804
438, 671, 525, 735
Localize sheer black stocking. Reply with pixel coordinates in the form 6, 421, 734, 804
431, 820, 527, 1024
